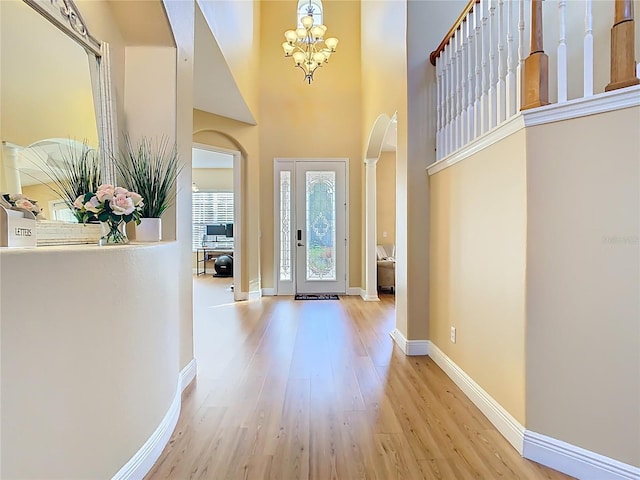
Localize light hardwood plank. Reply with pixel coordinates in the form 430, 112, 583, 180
145, 277, 574, 480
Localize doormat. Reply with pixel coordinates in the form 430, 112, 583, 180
294, 294, 340, 300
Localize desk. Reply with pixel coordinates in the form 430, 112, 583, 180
196, 247, 233, 275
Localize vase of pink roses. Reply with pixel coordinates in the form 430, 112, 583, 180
73, 184, 144, 245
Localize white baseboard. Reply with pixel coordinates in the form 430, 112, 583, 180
179, 358, 197, 391
112, 359, 197, 480
427, 342, 640, 479
249, 290, 262, 301
523, 430, 640, 480
361, 290, 380, 301
235, 291, 249, 301
346, 287, 362, 296
262, 288, 275, 296
390, 329, 429, 356
427, 341, 525, 453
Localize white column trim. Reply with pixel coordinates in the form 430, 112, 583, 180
364, 157, 380, 302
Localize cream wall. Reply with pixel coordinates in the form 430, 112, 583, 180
376, 151, 396, 244
193, 167, 233, 191
196, 0, 260, 117
163, 0, 196, 371
1, 244, 180, 478
259, 0, 363, 290
361, 0, 406, 286
429, 130, 527, 423
399, 0, 468, 340
124, 47, 177, 154
360, 0, 406, 146
526, 107, 640, 467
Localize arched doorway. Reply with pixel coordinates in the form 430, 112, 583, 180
363, 113, 397, 301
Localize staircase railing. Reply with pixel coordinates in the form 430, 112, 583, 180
430, 0, 639, 161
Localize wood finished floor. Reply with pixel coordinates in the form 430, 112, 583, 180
146, 276, 573, 480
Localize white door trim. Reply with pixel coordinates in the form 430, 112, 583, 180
274, 158, 349, 295
193, 142, 243, 301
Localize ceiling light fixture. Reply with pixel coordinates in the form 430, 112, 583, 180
282, 0, 338, 84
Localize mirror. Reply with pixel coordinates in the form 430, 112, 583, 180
0, 0, 116, 224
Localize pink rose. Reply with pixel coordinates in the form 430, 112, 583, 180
84, 196, 102, 213
96, 184, 115, 202
73, 195, 85, 209
114, 186, 128, 196
14, 198, 34, 210
126, 191, 143, 206
109, 193, 135, 215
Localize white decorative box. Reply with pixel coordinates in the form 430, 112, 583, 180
0, 204, 37, 247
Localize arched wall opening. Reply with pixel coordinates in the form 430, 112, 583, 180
363, 113, 397, 302
193, 129, 248, 297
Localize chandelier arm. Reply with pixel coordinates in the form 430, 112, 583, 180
282, 1, 336, 84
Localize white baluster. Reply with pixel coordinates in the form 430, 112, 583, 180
466, 11, 476, 143
497, 0, 507, 123
481, 0, 489, 133
460, 29, 468, 147
517, 0, 525, 110
584, 0, 593, 97
442, 49, 449, 157
506, 0, 517, 117
447, 45, 454, 155
447, 43, 453, 154
474, 5, 482, 137
558, 0, 568, 103
436, 59, 442, 160
439, 58, 446, 158
488, 0, 497, 129
451, 32, 461, 150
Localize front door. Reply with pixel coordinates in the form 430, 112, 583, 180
274, 159, 347, 295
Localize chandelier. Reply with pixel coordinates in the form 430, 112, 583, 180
282, 1, 339, 84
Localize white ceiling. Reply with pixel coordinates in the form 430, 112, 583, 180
194, 4, 256, 125
192, 147, 233, 168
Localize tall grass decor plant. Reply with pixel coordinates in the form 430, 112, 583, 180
34, 139, 102, 222
116, 136, 181, 219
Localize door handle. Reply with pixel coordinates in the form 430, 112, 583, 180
297, 242, 304, 247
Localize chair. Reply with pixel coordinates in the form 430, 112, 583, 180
376, 244, 395, 292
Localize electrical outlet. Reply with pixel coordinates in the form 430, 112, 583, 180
450, 326, 456, 343
383, 231, 388, 238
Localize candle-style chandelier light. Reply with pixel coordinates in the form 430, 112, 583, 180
281, 0, 339, 84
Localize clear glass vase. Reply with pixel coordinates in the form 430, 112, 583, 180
99, 219, 129, 246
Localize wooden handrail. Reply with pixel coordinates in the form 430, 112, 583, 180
429, 0, 480, 66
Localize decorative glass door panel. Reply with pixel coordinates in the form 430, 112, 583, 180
295, 161, 346, 294
305, 171, 336, 281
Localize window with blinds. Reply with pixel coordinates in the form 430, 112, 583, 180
192, 192, 234, 251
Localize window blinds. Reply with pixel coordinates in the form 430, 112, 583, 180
192, 192, 234, 251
